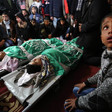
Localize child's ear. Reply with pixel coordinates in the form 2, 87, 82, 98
100, 34, 104, 44
100, 35, 102, 40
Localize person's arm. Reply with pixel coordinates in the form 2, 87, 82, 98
84, 69, 102, 87
76, 77, 112, 111
71, 0, 77, 17
74, 70, 101, 94
15, 24, 20, 39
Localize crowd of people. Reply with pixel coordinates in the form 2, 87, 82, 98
0, 0, 112, 112
0, 0, 111, 66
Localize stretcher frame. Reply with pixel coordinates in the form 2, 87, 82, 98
1, 66, 65, 112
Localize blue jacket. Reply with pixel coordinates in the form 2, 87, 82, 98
29, 13, 43, 24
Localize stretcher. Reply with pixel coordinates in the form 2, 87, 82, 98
0, 38, 83, 111
1, 66, 66, 112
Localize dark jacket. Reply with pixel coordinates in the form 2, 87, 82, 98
0, 25, 6, 41
39, 22, 54, 39
76, 0, 110, 58
31, 23, 40, 39
50, 0, 63, 18
71, 0, 84, 21
16, 22, 34, 41
1, 20, 16, 40
52, 20, 70, 38
67, 0, 73, 14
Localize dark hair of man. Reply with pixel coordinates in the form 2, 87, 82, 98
2, 11, 9, 17
26, 64, 41, 74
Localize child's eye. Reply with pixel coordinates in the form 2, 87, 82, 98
103, 25, 109, 30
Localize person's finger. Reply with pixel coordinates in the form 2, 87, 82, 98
69, 106, 74, 112
64, 102, 69, 106
77, 88, 82, 93
65, 99, 73, 103
65, 104, 71, 110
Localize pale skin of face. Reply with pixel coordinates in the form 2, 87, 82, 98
32, 7, 37, 14
22, 10, 27, 16
101, 17, 112, 50
2, 14, 9, 21
44, 20, 50, 26
16, 16, 22, 23
29, 57, 42, 66
60, 20, 65, 25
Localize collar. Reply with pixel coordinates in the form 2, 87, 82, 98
3, 20, 10, 25
103, 49, 112, 59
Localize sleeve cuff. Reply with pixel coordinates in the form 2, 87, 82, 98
84, 80, 91, 87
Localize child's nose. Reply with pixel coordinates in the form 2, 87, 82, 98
109, 28, 112, 34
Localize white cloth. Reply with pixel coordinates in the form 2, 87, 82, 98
17, 69, 38, 86
0, 55, 19, 72
3, 20, 10, 35
31, 1, 42, 8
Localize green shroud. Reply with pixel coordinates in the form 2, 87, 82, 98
4, 38, 63, 59
41, 38, 83, 76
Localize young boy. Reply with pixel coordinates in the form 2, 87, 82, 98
29, 6, 43, 24
1, 12, 17, 47
64, 13, 112, 112
39, 16, 54, 39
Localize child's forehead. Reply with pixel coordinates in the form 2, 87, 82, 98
102, 17, 112, 24
32, 7, 36, 9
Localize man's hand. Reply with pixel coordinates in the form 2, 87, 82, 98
0, 40, 5, 47
50, 16, 54, 21
48, 34, 52, 38
74, 82, 86, 94
10, 38, 16, 43
71, 15, 74, 19
79, 23, 82, 32
64, 98, 77, 112
66, 33, 69, 38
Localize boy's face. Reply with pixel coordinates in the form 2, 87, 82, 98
60, 20, 65, 25
2, 14, 9, 21
101, 17, 112, 50
32, 7, 36, 14
22, 10, 27, 16
31, 20, 36, 26
44, 20, 49, 26
16, 16, 22, 23
29, 58, 42, 66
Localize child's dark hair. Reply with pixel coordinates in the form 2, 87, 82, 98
21, 9, 29, 16
26, 64, 41, 74
101, 12, 112, 29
